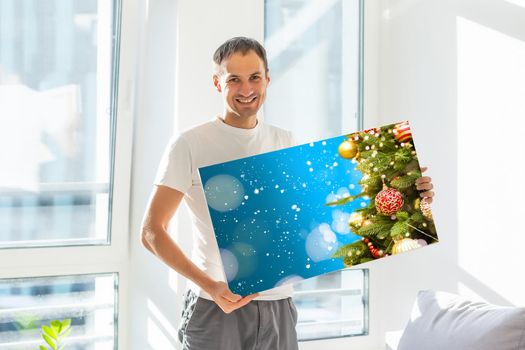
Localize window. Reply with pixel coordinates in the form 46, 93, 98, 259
293, 269, 368, 341
264, 0, 367, 341
0, 274, 117, 350
0, 1, 129, 349
0, 0, 119, 248
264, 0, 363, 141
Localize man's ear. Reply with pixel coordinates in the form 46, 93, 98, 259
213, 75, 222, 93
266, 71, 271, 85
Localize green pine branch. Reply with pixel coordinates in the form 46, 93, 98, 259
358, 222, 393, 240
325, 192, 368, 206
390, 173, 420, 190
332, 240, 367, 259
333, 240, 374, 266
390, 221, 408, 240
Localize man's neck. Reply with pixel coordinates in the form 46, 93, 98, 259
222, 114, 258, 129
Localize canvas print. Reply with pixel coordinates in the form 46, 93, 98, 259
199, 121, 439, 296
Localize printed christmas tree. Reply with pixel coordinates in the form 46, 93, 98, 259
329, 121, 438, 266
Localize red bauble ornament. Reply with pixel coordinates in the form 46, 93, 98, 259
393, 121, 412, 142
375, 187, 404, 215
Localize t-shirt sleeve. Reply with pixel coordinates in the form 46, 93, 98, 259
287, 130, 298, 147
154, 134, 193, 194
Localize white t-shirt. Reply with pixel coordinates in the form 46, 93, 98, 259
154, 116, 296, 300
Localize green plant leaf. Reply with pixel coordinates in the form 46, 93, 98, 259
59, 326, 72, 340
50, 320, 62, 334
42, 325, 57, 339
60, 319, 71, 330
42, 333, 56, 350
39, 346, 48, 350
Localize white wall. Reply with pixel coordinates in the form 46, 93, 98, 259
373, 0, 525, 342
128, 0, 179, 349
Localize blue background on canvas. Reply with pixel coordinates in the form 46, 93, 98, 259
199, 134, 369, 296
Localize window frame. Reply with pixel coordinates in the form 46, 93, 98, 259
0, 0, 138, 348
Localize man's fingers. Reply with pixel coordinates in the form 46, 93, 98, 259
415, 176, 431, 185
416, 182, 433, 191
233, 293, 259, 309
421, 166, 428, 173
415, 170, 435, 203
221, 291, 242, 303
235, 293, 259, 306
420, 190, 434, 199
244, 293, 259, 302
219, 293, 259, 314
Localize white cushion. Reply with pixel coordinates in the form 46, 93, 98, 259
397, 290, 525, 350
385, 330, 403, 350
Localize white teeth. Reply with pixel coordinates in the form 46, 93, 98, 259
237, 96, 256, 103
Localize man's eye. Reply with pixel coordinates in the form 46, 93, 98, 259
251, 76, 261, 80
229, 78, 239, 83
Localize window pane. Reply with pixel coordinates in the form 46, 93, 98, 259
264, 0, 361, 141
265, 0, 366, 342
0, 273, 117, 350
0, 0, 120, 248
293, 269, 368, 341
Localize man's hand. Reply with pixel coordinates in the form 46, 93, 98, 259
206, 281, 259, 314
415, 166, 434, 204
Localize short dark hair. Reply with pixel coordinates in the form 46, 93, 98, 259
213, 37, 269, 73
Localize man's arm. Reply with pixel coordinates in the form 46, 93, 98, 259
140, 185, 258, 313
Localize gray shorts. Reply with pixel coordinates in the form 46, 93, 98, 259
178, 290, 299, 350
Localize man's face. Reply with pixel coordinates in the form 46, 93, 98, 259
213, 50, 270, 120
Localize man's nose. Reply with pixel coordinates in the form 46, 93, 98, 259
238, 81, 254, 96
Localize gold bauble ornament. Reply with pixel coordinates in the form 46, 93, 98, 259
338, 139, 358, 159
348, 212, 364, 227
392, 238, 421, 255
420, 200, 433, 220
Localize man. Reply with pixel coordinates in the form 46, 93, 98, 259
141, 37, 299, 350
141, 37, 435, 350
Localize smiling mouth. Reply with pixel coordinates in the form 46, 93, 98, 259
235, 96, 257, 104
